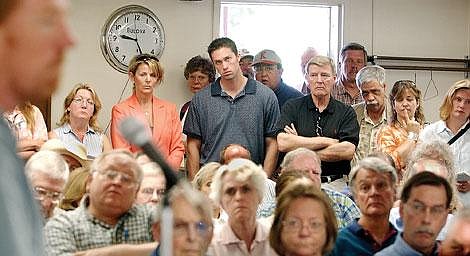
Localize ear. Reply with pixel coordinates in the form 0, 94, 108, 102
85, 175, 93, 193
398, 200, 404, 218
128, 72, 135, 82
152, 223, 161, 242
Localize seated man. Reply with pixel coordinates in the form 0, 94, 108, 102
25, 150, 69, 222
135, 162, 166, 207
280, 148, 360, 229
41, 138, 90, 171
331, 157, 398, 255
151, 182, 213, 256
376, 171, 452, 256
44, 149, 153, 255
440, 208, 470, 256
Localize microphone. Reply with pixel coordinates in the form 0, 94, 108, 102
119, 117, 178, 190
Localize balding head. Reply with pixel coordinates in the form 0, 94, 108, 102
220, 144, 251, 164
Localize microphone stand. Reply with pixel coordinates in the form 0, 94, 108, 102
160, 194, 173, 256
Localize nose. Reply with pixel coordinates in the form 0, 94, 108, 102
421, 208, 433, 224
187, 224, 197, 242
151, 190, 160, 203
298, 223, 312, 236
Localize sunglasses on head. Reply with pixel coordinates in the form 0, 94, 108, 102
135, 54, 159, 62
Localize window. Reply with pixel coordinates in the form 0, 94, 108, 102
220, 2, 340, 90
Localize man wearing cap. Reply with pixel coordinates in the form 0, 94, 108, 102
253, 49, 303, 109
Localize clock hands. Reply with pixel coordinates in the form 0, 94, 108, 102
120, 34, 142, 54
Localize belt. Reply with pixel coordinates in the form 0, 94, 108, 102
321, 175, 344, 183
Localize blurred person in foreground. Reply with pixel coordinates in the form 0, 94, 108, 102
151, 182, 214, 256
0, 0, 74, 254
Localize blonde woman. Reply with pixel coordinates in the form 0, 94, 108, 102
50, 83, 111, 159
3, 101, 48, 159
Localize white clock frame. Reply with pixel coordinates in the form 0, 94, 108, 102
100, 5, 165, 73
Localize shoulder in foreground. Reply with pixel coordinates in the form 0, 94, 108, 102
352, 102, 366, 112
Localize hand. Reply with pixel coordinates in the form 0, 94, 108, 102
403, 110, 420, 133
457, 180, 470, 193
284, 123, 298, 135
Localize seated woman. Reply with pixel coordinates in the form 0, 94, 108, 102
111, 54, 184, 171
3, 101, 48, 160
50, 83, 111, 159
208, 158, 276, 255
59, 167, 89, 211
270, 179, 338, 256
377, 80, 425, 180
192, 162, 223, 222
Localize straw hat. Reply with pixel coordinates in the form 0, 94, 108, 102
40, 139, 90, 168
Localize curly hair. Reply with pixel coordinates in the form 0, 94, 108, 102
184, 55, 216, 83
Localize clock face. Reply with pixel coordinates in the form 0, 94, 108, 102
100, 5, 165, 73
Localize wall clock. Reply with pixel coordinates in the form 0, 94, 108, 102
100, 5, 165, 73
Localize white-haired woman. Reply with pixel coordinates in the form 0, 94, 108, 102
208, 158, 276, 255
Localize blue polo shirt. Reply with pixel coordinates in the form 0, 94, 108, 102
183, 77, 280, 165
272, 79, 303, 109
331, 219, 398, 256
375, 233, 440, 256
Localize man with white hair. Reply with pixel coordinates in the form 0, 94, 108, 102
25, 150, 69, 221
44, 149, 154, 255
440, 208, 470, 256
353, 65, 390, 164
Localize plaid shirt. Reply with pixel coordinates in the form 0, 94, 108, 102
322, 188, 361, 229
44, 196, 153, 256
332, 80, 364, 105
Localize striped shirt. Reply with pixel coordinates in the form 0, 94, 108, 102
54, 123, 103, 158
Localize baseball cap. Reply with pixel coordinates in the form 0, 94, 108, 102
252, 49, 282, 66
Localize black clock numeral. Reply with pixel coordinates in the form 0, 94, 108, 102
146, 18, 149, 24
113, 35, 117, 41
153, 27, 157, 33
122, 55, 126, 61
115, 46, 119, 53
115, 24, 121, 30
134, 14, 140, 21
124, 16, 129, 23
151, 49, 155, 54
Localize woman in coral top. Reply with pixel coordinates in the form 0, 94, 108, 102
111, 54, 184, 170
377, 80, 424, 180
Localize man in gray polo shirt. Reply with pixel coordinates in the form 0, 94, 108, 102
184, 37, 280, 179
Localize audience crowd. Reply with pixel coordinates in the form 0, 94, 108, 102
1, 3, 469, 254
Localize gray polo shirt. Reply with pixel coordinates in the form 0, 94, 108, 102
183, 77, 280, 165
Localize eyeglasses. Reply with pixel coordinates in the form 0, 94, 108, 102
72, 97, 94, 106
33, 186, 62, 204
253, 64, 277, 73
309, 72, 332, 81
282, 217, 325, 232
405, 201, 447, 217
97, 169, 136, 187
188, 74, 209, 82
173, 220, 211, 237
135, 54, 159, 63
140, 187, 165, 198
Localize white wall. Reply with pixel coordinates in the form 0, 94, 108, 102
55, 0, 469, 132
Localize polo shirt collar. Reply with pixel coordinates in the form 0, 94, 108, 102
211, 77, 257, 96
218, 221, 267, 245
307, 95, 335, 114
348, 219, 398, 239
